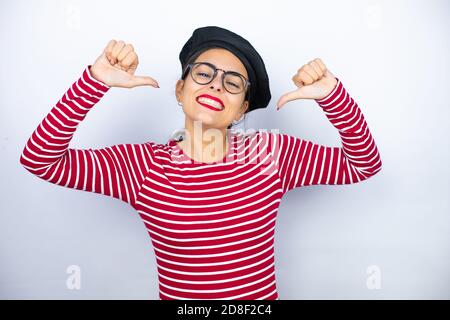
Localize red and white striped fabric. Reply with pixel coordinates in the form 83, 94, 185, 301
20, 65, 382, 300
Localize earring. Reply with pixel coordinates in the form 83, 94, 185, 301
177, 101, 183, 106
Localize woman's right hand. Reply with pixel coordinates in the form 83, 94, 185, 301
90, 40, 160, 89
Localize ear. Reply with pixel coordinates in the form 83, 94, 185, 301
242, 100, 249, 114
175, 79, 184, 102
234, 100, 249, 121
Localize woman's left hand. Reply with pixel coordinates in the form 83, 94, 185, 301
276, 58, 338, 110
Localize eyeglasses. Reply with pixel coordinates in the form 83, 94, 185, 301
182, 61, 251, 95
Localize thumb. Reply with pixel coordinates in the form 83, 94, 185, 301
129, 75, 160, 88
276, 89, 305, 110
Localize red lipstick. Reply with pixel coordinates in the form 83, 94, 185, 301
195, 94, 225, 111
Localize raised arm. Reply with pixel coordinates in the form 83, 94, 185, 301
272, 58, 382, 193
19, 40, 160, 207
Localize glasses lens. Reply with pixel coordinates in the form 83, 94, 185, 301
191, 63, 215, 84
223, 73, 245, 94
191, 63, 246, 94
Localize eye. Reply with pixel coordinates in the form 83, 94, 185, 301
197, 72, 211, 78
226, 81, 240, 88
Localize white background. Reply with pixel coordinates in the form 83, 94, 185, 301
1, 0, 449, 299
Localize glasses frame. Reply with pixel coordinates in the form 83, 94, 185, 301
182, 61, 251, 95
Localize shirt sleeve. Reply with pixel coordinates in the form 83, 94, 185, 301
19, 65, 157, 208
270, 79, 383, 194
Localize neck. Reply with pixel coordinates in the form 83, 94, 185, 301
180, 119, 229, 163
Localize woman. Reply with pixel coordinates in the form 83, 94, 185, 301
20, 26, 382, 300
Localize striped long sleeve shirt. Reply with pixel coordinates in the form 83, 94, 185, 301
20, 65, 382, 300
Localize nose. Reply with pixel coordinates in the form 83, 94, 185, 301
209, 71, 224, 92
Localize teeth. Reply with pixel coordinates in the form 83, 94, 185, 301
198, 97, 223, 110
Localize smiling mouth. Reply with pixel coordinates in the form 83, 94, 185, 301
196, 96, 225, 111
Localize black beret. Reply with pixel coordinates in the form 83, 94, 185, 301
179, 26, 271, 113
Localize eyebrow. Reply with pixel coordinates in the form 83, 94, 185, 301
196, 61, 247, 79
